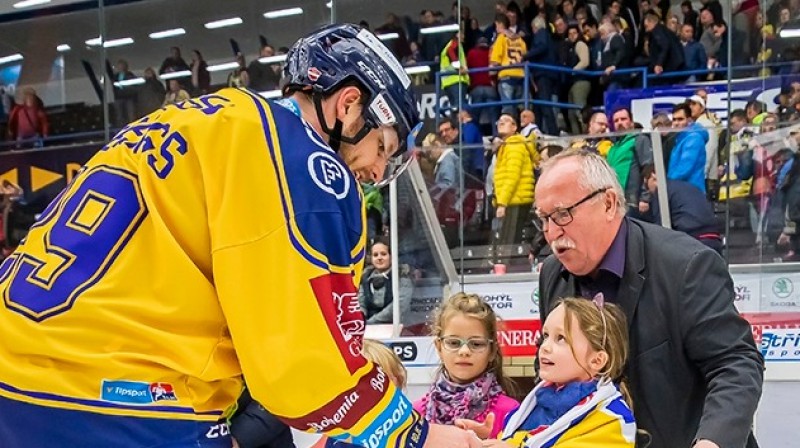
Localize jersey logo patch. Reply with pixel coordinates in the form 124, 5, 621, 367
101, 380, 178, 404
308, 152, 350, 200
309, 273, 366, 374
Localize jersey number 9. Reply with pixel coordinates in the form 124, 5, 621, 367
0, 165, 147, 321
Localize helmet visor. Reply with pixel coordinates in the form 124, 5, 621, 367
373, 122, 422, 188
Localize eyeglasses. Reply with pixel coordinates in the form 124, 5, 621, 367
534, 188, 609, 231
439, 336, 493, 353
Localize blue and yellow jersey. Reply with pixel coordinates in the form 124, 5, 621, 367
0, 88, 427, 447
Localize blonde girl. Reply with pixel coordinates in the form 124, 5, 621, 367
311, 339, 408, 448
483, 297, 636, 448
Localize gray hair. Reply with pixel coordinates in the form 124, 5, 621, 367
598, 22, 615, 36
532, 16, 547, 32
651, 112, 671, 129
540, 149, 627, 216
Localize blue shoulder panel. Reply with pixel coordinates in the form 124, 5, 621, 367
239, 89, 364, 271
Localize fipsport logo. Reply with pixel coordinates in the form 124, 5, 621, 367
101, 380, 178, 404
308, 152, 350, 199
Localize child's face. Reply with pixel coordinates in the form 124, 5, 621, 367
435, 314, 493, 384
538, 304, 605, 384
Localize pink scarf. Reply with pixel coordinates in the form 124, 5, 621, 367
418, 371, 502, 425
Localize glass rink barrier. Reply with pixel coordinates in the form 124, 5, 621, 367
0, 0, 799, 446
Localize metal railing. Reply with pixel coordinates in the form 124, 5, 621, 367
431, 59, 798, 122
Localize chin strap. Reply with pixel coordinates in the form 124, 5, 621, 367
312, 91, 374, 153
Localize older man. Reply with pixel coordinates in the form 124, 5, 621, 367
535, 149, 763, 448
571, 111, 612, 156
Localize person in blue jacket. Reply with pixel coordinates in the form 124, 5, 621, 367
668, 103, 707, 193
458, 107, 486, 179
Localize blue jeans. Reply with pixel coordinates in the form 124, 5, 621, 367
534, 76, 558, 136
498, 78, 523, 115
469, 85, 499, 133
443, 83, 468, 115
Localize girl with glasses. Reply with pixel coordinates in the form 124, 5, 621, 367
414, 293, 518, 439
482, 297, 636, 448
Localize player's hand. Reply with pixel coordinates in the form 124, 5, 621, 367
480, 439, 515, 447
455, 412, 494, 439
496, 206, 506, 219
423, 423, 482, 447
231, 438, 240, 448
693, 440, 720, 448
638, 201, 649, 213
778, 232, 791, 246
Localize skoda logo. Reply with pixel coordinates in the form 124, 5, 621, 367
308, 152, 350, 200
772, 278, 794, 299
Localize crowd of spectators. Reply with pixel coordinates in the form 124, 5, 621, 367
401, 0, 800, 136
108, 44, 287, 126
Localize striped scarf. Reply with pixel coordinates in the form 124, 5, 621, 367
502, 379, 636, 448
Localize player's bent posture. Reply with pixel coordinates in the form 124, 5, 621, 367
0, 24, 480, 448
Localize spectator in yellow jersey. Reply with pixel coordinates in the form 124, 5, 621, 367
490, 13, 527, 115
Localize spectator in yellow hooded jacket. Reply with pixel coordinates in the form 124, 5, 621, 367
493, 113, 540, 247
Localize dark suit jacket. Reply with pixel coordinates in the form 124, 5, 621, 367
538, 218, 763, 448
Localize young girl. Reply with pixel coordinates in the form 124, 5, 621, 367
312, 339, 407, 448
482, 297, 636, 448
415, 293, 519, 439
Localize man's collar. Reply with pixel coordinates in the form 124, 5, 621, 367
559, 218, 627, 279
595, 218, 627, 279
436, 147, 455, 165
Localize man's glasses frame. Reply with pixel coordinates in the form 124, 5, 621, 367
534, 187, 609, 231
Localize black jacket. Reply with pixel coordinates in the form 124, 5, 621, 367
647, 23, 685, 73
230, 388, 296, 448
538, 218, 763, 448
646, 180, 719, 238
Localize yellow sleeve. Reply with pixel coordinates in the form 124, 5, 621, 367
528, 137, 541, 168
490, 35, 506, 65
598, 140, 612, 158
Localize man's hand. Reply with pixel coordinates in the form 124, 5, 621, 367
694, 440, 720, 448
496, 206, 506, 219
778, 232, 791, 246
654, 65, 663, 75
424, 424, 483, 447
605, 65, 616, 75
638, 201, 649, 213
454, 412, 495, 440
480, 440, 514, 447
